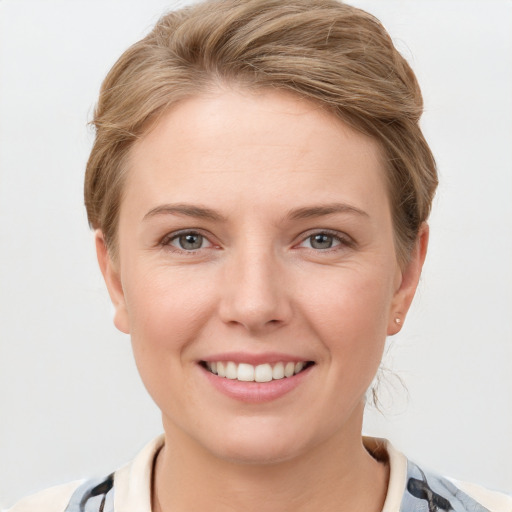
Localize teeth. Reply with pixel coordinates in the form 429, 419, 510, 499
254, 364, 272, 382
237, 363, 254, 382
217, 361, 226, 377
284, 362, 295, 378
204, 360, 310, 382
226, 361, 237, 379
272, 362, 285, 380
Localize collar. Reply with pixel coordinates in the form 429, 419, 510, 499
114, 435, 164, 512
363, 436, 408, 512
113, 435, 408, 512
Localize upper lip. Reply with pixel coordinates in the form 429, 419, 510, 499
200, 352, 314, 366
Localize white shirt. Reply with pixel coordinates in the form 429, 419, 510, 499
6, 436, 512, 512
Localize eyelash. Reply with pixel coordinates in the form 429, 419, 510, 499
296, 229, 354, 252
159, 229, 354, 254
160, 230, 215, 254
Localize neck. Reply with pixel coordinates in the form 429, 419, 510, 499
153, 410, 389, 512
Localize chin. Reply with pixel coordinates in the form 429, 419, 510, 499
197, 420, 321, 466
210, 438, 302, 466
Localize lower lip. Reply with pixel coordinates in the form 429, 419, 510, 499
200, 364, 314, 403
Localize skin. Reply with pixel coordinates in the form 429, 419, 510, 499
96, 88, 428, 512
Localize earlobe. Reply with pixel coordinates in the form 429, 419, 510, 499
387, 223, 429, 336
95, 230, 130, 334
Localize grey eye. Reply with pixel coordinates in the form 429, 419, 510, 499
304, 233, 341, 250
309, 233, 335, 249
175, 233, 204, 250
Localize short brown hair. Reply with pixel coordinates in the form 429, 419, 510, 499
85, 0, 437, 265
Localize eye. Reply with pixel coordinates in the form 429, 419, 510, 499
306, 233, 340, 250
298, 231, 349, 251
166, 231, 213, 251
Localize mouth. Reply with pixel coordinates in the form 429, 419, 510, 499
200, 360, 315, 383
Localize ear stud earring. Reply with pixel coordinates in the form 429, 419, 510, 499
394, 317, 402, 325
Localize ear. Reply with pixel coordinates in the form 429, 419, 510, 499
95, 230, 130, 334
387, 223, 429, 335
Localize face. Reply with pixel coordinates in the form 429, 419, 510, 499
97, 88, 426, 464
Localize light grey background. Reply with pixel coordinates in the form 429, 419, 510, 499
1, 0, 511, 507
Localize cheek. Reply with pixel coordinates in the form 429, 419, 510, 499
122, 265, 219, 415
305, 262, 394, 328
122, 265, 218, 363
301, 266, 394, 371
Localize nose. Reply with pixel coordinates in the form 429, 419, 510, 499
218, 245, 292, 334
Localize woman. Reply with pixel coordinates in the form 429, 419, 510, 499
6, 0, 511, 511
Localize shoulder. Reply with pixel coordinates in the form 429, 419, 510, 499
5, 475, 115, 512
5, 480, 82, 512
452, 479, 512, 512
5, 435, 164, 512
365, 437, 512, 512
404, 457, 512, 512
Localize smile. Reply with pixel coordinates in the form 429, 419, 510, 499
201, 361, 314, 382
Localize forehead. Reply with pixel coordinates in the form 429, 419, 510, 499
124, 88, 388, 217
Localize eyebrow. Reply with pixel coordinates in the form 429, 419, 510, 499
143, 204, 227, 222
143, 202, 368, 223
286, 203, 369, 220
